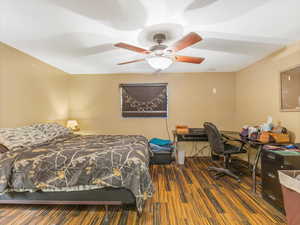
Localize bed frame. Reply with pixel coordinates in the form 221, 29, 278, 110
0, 187, 137, 221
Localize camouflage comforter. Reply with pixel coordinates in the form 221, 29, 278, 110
0, 134, 153, 212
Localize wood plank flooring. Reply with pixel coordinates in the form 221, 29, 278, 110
0, 157, 286, 225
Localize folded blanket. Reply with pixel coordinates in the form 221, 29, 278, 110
149, 143, 173, 152
149, 138, 172, 147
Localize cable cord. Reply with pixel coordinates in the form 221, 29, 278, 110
191, 143, 209, 157
165, 118, 171, 141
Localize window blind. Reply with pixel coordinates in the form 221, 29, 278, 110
120, 83, 168, 117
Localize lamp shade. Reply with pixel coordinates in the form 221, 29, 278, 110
146, 56, 173, 70
67, 120, 80, 131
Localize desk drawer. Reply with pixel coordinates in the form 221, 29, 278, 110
262, 189, 285, 213
261, 164, 291, 196
262, 169, 279, 181
262, 166, 283, 199
262, 163, 293, 177
262, 155, 295, 171
262, 176, 282, 197
262, 151, 284, 165
262, 170, 284, 213
262, 165, 292, 177
177, 135, 208, 142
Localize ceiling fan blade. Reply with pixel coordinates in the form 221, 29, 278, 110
170, 32, 202, 52
114, 42, 150, 54
175, 55, 205, 64
117, 58, 145, 65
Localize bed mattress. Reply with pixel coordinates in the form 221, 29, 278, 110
0, 134, 154, 212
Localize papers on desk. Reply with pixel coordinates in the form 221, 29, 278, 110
264, 145, 282, 150
264, 144, 300, 155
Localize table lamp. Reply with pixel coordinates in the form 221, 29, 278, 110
67, 120, 80, 131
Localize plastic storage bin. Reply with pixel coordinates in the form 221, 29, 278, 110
177, 151, 185, 165
278, 170, 300, 225
150, 150, 173, 164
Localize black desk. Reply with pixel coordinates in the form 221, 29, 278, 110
174, 129, 291, 194
223, 131, 291, 194
173, 129, 208, 160
261, 149, 300, 213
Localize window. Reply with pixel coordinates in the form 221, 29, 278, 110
120, 83, 168, 117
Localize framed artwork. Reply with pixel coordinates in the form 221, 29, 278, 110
280, 65, 300, 112
120, 83, 168, 117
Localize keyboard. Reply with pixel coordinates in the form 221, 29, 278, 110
177, 128, 208, 142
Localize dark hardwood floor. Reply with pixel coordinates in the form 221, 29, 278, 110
0, 157, 286, 225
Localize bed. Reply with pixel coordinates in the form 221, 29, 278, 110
0, 123, 153, 215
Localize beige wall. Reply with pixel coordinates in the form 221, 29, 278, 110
236, 41, 300, 142
69, 73, 236, 155
0, 41, 236, 156
3, 38, 300, 156
0, 42, 70, 127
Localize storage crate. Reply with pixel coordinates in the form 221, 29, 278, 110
150, 150, 173, 165
278, 170, 300, 225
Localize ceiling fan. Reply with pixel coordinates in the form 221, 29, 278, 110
114, 32, 205, 71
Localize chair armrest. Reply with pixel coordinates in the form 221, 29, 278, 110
222, 134, 248, 152
222, 134, 246, 144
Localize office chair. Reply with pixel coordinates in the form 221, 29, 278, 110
203, 122, 247, 182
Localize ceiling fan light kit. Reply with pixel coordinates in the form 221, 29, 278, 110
146, 56, 173, 70
114, 32, 204, 71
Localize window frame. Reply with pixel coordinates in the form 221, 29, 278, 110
280, 65, 300, 112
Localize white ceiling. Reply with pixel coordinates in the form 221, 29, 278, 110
1, 0, 300, 74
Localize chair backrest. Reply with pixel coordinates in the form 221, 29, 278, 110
203, 122, 224, 155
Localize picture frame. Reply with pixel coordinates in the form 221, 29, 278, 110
280, 65, 300, 112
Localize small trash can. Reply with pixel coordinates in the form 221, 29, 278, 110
177, 150, 185, 165
278, 170, 300, 225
